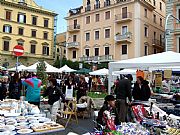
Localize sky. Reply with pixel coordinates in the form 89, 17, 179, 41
35, 0, 82, 33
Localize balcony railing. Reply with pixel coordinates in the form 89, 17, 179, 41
104, 1, 111, 7
94, 3, 100, 9
79, 55, 113, 62
67, 42, 80, 49
115, 32, 132, 42
115, 12, 132, 23
175, 23, 180, 29
85, 5, 91, 12
152, 39, 165, 47
67, 24, 80, 32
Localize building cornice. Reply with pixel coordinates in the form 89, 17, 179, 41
0, 0, 57, 16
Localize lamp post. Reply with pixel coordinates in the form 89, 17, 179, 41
165, 14, 180, 51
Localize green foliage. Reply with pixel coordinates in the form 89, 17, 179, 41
36, 61, 48, 85
97, 63, 108, 69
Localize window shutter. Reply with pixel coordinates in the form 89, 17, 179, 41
3, 25, 5, 32
24, 15, 26, 23
10, 26, 12, 33
47, 47, 49, 55
17, 14, 19, 22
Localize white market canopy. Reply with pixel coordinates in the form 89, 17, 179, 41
112, 69, 137, 75
8, 65, 27, 72
150, 66, 180, 72
89, 68, 109, 76
58, 65, 76, 73
25, 61, 60, 73
108, 51, 180, 94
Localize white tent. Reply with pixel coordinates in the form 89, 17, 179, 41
58, 65, 76, 73
108, 51, 180, 93
8, 65, 27, 72
25, 61, 60, 72
89, 68, 109, 76
113, 69, 137, 75
150, 66, 180, 72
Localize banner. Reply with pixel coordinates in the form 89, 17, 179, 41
164, 70, 172, 79
155, 72, 162, 87
136, 70, 144, 79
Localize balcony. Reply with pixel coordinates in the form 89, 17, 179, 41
85, 5, 91, 12
115, 32, 132, 43
94, 3, 100, 9
67, 24, 80, 32
67, 42, 80, 49
115, 12, 132, 23
104, 1, 111, 7
152, 39, 165, 48
79, 55, 113, 62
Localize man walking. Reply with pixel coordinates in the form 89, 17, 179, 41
114, 75, 132, 122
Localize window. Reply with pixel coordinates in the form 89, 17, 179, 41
160, 34, 162, 45
44, 19, 49, 27
3, 25, 12, 33
122, 26, 128, 34
31, 30, 36, 37
105, 47, 109, 55
178, 9, 180, 20
43, 32, 48, 40
31, 45, 36, 54
73, 35, 77, 42
95, 14, 100, 22
42, 46, 49, 55
154, 48, 157, 54
144, 8, 147, 18
85, 49, 89, 56
160, 18, 162, 26
153, 0, 156, 6
95, 31, 99, 40
72, 50, 76, 58
86, 32, 90, 41
105, 11, 110, 20
95, 48, 99, 56
57, 48, 59, 52
86, 16, 90, 24
145, 45, 148, 56
32, 16, 37, 25
3, 40, 9, 51
17, 41, 23, 46
144, 26, 148, 37
18, 28, 24, 35
179, 37, 180, 53
122, 45, 127, 55
6, 11, 11, 20
122, 7, 127, 19
105, 29, 110, 38
17, 13, 26, 23
153, 14, 156, 23
154, 32, 156, 39
160, 2, 162, 10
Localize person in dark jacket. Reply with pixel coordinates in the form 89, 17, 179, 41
43, 78, 65, 106
9, 72, 22, 100
0, 77, 7, 101
114, 75, 132, 122
132, 76, 151, 101
77, 75, 88, 102
96, 95, 120, 129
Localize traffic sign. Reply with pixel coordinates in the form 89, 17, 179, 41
13, 45, 24, 56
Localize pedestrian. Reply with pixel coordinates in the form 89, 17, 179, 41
65, 75, 76, 96
0, 76, 7, 101
9, 72, 22, 100
22, 74, 42, 107
132, 76, 151, 101
77, 75, 88, 102
43, 78, 65, 112
114, 75, 132, 122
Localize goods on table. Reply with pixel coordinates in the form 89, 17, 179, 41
164, 127, 180, 135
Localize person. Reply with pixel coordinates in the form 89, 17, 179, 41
0, 76, 8, 101
96, 95, 120, 128
65, 75, 76, 95
43, 78, 65, 106
77, 75, 88, 102
9, 72, 22, 100
114, 75, 132, 122
22, 74, 42, 106
132, 76, 151, 101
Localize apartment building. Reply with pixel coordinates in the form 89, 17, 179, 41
56, 32, 66, 60
0, 0, 57, 67
65, 0, 166, 63
166, 0, 180, 52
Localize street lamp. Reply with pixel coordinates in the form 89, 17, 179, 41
165, 14, 180, 51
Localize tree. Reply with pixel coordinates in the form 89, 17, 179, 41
36, 61, 48, 85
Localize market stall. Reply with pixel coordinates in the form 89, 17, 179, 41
58, 65, 76, 73
0, 99, 65, 135
8, 65, 27, 72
